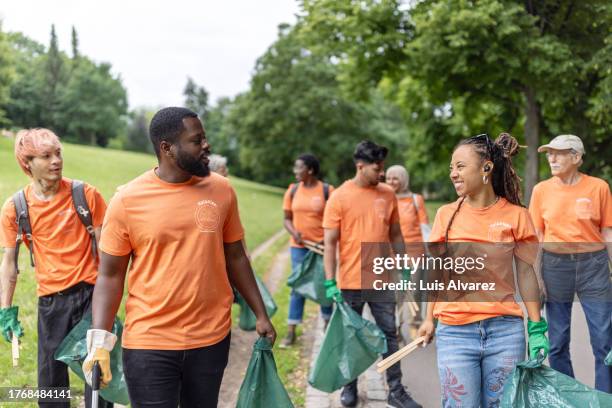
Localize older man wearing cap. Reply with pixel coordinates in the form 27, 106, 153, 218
529, 134, 612, 393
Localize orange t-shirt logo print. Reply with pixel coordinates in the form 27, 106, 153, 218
487, 221, 513, 243
195, 200, 220, 232
575, 198, 593, 220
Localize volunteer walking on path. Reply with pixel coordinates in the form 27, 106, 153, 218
418, 133, 549, 407
0, 128, 111, 408
83, 107, 276, 407
529, 134, 612, 393
322, 141, 422, 408
281, 153, 334, 347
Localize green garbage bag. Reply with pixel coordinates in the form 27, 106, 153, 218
54, 313, 129, 405
235, 275, 278, 331
308, 301, 388, 392
236, 337, 294, 408
287, 251, 332, 307
606, 350, 611, 366
501, 355, 612, 407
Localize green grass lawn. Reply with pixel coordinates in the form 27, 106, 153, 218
0, 136, 284, 404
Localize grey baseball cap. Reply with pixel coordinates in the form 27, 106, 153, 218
537, 134, 584, 154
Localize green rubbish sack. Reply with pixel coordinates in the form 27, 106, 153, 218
606, 349, 611, 366
236, 337, 294, 408
235, 275, 278, 331
287, 251, 332, 307
501, 355, 612, 407
308, 301, 388, 392
54, 313, 129, 405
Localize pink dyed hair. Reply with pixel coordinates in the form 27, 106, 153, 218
14, 128, 62, 177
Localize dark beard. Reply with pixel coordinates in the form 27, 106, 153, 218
176, 149, 210, 177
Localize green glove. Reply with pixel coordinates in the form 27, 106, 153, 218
401, 268, 411, 281
0, 306, 24, 343
324, 279, 343, 303
527, 318, 550, 360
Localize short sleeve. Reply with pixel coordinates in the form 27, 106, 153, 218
223, 186, 245, 243
323, 192, 342, 230
85, 184, 107, 227
599, 181, 612, 228
528, 185, 544, 234
328, 184, 335, 196
428, 208, 446, 243
282, 184, 293, 212
417, 195, 429, 224
514, 208, 539, 265
0, 198, 18, 248
99, 192, 132, 256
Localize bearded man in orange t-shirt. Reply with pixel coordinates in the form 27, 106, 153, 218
529, 134, 612, 393
83, 107, 276, 407
0, 129, 110, 408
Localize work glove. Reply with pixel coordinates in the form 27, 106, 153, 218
0, 306, 24, 343
527, 318, 550, 360
82, 329, 117, 389
324, 279, 343, 303
401, 268, 411, 281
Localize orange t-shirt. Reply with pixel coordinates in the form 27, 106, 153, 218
323, 180, 399, 289
0, 178, 106, 296
397, 194, 429, 243
283, 181, 334, 247
429, 198, 538, 325
99, 170, 244, 350
529, 174, 611, 252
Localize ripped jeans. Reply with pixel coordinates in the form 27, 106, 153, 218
435, 316, 525, 408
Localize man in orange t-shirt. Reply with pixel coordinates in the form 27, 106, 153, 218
529, 134, 612, 393
281, 153, 334, 347
323, 141, 422, 408
0, 129, 109, 408
83, 107, 276, 406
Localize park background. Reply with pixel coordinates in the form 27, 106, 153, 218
0, 1, 609, 407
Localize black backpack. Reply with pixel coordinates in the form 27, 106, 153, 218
289, 182, 330, 202
12, 180, 97, 273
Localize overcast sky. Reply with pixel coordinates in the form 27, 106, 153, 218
0, 0, 299, 109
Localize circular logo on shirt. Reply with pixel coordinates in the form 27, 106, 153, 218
195, 200, 220, 233
487, 221, 513, 243
575, 198, 593, 220
310, 196, 324, 212
374, 198, 387, 219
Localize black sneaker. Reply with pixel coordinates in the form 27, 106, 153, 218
387, 387, 422, 408
278, 332, 296, 349
340, 382, 358, 407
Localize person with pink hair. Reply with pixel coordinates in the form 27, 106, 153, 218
0, 128, 112, 408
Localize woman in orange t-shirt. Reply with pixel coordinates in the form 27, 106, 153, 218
417, 133, 549, 407
280, 153, 334, 347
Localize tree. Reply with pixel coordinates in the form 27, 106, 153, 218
125, 108, 155, 153
300, 0, 612, 199
0, 23, 14, 126
71, 26, 79, 62
42, 24, 67, 126
183, 77, 209, 120
225, 23, 406, 186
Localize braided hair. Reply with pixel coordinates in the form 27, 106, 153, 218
444, 133, 523, 243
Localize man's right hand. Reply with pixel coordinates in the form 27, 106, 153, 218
417, 319, 435, 346
82, 329, 117, 388
0, 306, 24, 343
294, 232, 304, 245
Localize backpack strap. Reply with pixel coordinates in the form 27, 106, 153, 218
12, 190, 34, 273
323, 183, 330, 201
71, 180, 98, 261
289, 183, 299, 201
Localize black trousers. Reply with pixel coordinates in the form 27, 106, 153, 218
122, 333, 231, 408
341, 289, 403, 393
38, 282, 113, 408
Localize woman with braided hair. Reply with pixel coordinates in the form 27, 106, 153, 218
417, 133, 549, 407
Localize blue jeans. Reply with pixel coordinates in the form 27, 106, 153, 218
542, 249, 612, 393
287, 247, 333, 325
436, 316, 525, 408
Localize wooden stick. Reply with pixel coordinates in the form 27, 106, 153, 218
12, 334, 19, 367
376, 336, 425, 373
303, 240, 324, 251
303, 242, 324, 256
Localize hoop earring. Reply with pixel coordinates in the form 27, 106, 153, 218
483, 175, 488, 184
